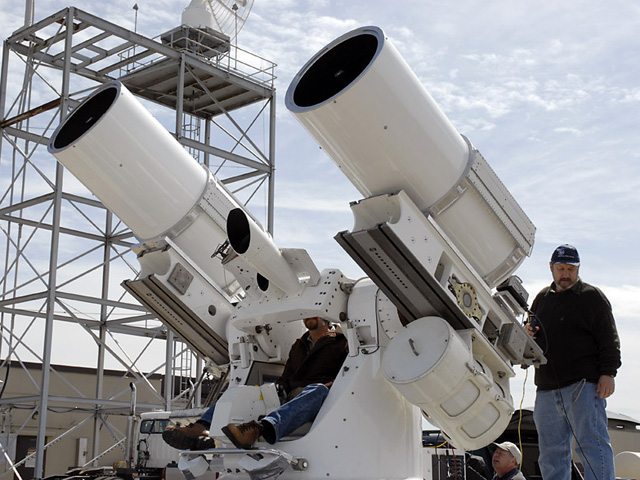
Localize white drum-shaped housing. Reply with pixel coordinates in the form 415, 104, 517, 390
48, 82, 208, 241
285, 26, 531, 284
382, 317, 513, 450
182, 0, 215, 29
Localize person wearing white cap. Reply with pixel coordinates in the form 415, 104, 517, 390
492, 442, 525, 480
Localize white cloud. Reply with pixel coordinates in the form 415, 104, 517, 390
553, 127, 584, 137
621, 88, 640, 103
604, 285, 640, 319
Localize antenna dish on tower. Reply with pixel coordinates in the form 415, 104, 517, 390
181, 0, 254, 40
208, 0, 254, 40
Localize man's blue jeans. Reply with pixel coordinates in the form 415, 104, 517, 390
261, 383, 329, 444
533, 380, 614, 480
200, 404, 216, 425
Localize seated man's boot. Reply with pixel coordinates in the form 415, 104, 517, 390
162, 422, 216, 450
222, 421, 262, 449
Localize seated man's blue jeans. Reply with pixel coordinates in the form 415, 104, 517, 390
200, 405, 216, 426
533, 380, 614, 480
261, 383, 329, 444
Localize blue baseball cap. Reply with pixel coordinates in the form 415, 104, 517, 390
551, 244, 580, 265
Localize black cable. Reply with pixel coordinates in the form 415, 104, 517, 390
450, 444, 459, 479
136, 438, 149, 468
526, 311, 547, 356
554, 378, 599, 480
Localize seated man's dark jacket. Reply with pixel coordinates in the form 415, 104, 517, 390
531, 279, 621, 390
277, 330, 348, 397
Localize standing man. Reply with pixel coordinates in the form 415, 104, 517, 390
528, 244, 621, 479
491, 442, 525, 480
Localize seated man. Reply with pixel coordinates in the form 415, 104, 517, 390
163, 316, 348, 450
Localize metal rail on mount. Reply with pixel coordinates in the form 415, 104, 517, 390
179, 447, 309, 479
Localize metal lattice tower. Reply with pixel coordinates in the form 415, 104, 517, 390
0, 6, 276, 478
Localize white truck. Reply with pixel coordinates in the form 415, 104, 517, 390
48, 25, 545, 480
137, 409, 213, 480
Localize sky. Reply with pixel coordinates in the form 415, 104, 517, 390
1, 0, 639, 421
